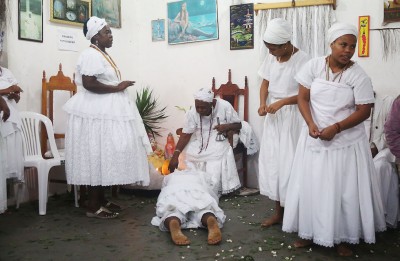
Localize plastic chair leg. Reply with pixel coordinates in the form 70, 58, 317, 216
37, 166, 50, 215
74, 185, 79, 208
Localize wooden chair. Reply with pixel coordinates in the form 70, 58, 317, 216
212, 69, 249, 187
41, 63, 77, 158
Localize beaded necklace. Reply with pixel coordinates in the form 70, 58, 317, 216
198, 107, 214, 154
90, 44, 121, 80
325, 55, 351, 83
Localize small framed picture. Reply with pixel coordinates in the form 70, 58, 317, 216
18, 0, 43, 42
152, 19, 165, 42
358, 16, 370, 57
230, 3, 254, 50
92, 0, 121, 28
50, 0, 91, 27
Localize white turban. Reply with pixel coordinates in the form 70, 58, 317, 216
327, 23, 358, 44
194, 88, 214, 103
263, 18, 292, 44
86, 16, 107, 40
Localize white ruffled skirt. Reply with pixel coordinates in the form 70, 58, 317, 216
258, 102, 302, 204
63, 90, 152, 186
282, 128, 387, 247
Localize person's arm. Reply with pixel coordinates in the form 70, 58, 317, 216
384, 98, 400, 159
82, 75, 134, 94
298, 85, 320, 138
319, 104, 372, 141
214, 122, 242, 133
0, 96, 10, 122
266, 95, 298, 114
168, 132, 193, 172
258, 79, 269, 116
174, 11, 181, 23
0, 85, 23, 96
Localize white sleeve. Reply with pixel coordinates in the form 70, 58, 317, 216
295, 58, 316, 89
182, 109, 197, 134
76, 49, 107, 77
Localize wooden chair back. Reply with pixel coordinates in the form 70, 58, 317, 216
41, 63, 76, 157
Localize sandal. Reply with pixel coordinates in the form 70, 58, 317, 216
104, 201, 124, 212
86, 207, 119, 219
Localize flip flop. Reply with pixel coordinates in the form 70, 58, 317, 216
104, 201, 124, 212
86, 207, 118, 219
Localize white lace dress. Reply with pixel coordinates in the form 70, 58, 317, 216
63, 47, 152, 186
282, 57, 386, 247
257, 51, 310, 205
151, 169, 225, 231
179, 99, 242, 196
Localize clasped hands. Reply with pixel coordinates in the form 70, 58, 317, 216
258, 100, 284, 116
308, 123, 339, 141
6, 85, 23, 103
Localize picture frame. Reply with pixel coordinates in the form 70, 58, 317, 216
167, 0, 219, 45
384, 1, 400, 24
230, 3, 254, 50
358, 15, 370, 57
92, 0, 121, 28
50, 0, 91, 27
18, 0, 43, 42
152, 19, 165, 42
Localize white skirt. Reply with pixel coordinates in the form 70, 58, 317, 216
258, 102, 302, 204
64, 90, 151, 186
151, 170, 225, 231
282, 128, 387, 247
0, 137, 7, 214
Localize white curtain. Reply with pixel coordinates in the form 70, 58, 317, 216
257, 5, 336, 59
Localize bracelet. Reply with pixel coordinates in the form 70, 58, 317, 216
174, 149, 181, 154
334, 122, 341, 133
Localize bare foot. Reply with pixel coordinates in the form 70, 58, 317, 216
169, 219, 190, 246
260, 215, 282, 228
337, 244, 353, 257
293, 239, 313, 248
206, 216, 222, 245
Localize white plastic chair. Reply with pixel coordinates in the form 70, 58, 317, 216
19, 111, 78, 215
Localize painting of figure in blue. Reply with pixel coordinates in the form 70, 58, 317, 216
167, 0, 218, 44
152, 19, 165, 42
230, 3, 254, 50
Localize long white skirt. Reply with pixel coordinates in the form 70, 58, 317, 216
282, 129, 386, 247
64, 91, 151, 186
258, 102, 302, 205
374, 149, 399, 227
0, 137, 7, 214
151, 170, 225, 231
2, 131, 24, 180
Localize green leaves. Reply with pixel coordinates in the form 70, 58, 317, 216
136, 87, 168, 137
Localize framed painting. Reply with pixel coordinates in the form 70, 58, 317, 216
50, 0, 91, 26
230, 3, 254, 50
358, 16, 370, 57
18, 0, 43, 42
167, 0, 219, 45
152, 19, 165, 42
92, 0, 121, 28
384, 1, 400, 24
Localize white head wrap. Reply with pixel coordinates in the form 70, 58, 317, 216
327, 22, 358, 44
194, 88, 214, 103
85, 16, 107, 40
263, 18, 292, 44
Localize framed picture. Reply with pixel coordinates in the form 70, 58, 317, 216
384, 1, 400, 24
230, 3, 254, 50
167, 0, 219, 45
92, 0, 121, 28
50, 0, 91, 27
18, 0, 43, 42
152, 19, 165, 42
358, 16, 370, 57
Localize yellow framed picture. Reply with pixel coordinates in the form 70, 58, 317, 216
358, 16, 370, 57
50, 0, 91, 27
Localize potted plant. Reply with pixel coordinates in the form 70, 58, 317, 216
136, 86, 168, 138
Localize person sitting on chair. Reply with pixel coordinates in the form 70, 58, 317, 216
151, 169, 224, 245
168, 88, 242, 197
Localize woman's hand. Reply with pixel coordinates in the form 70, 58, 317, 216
117, 81, 135, 91
258, 104, 268, 116
308, 122, 320, 139
7, 85, 23, 94
7, 92, 21, 103
266, 100, 285, 114
319, 125, 338, 141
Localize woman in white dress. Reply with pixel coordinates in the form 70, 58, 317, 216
0, 96, 10, 214
151, 169, 224, 246
257, 18, 310, 227
282, 23, 386, 256
63, 17, 152, 219
0, 66, 24, 182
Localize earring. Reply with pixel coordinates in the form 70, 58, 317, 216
95, 40, 99, 46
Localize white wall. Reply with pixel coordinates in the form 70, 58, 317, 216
4, 0, 400, 188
